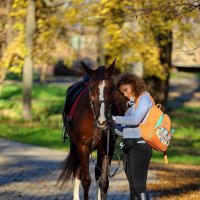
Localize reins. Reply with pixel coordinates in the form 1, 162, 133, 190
87, 76, 125, 178
62, 74, 124, 178
89, 127, 124, 178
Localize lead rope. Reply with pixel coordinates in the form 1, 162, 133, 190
108, 127, 125, 178
89, 127, 124, 178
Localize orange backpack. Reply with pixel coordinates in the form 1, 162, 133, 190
136, 93, 174, 164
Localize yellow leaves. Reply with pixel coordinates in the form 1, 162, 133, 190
12, 0, 27, 9
31, 1, 77, 67
37, 19, 43, 29
91, 0, 124, 23
13, 22, 25, 31
10, 10, 26, 18
0, 0, 27, 75
104, 24, 124, 51
1, 0, 177, 80
142, 45, 165, 80
101, 0, 120, 10
99, 7, 110, 15
64, 7, 78, 24
35, 0, 44, 9
0, 34, 26, 74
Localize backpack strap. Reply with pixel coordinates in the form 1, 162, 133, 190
148, 95, 155, 106
164, 151, 168, 164
135, 92, 155, 109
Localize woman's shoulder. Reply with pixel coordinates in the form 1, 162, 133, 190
138, 91, 153, 104
140, 91, 151, 99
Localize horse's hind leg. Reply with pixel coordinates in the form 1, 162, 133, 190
78, 145, 91, 200
73, 167, 82, 200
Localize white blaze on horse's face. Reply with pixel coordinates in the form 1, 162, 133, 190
98, 80, 106, 126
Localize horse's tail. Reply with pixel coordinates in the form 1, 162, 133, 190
57, 140, 79, 188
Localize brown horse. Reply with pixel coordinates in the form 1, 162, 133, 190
58, 60, 125, 200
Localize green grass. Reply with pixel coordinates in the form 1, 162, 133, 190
170, 71, 200, 79
0, 81, 70, 150
151, 106, 200, 165
0, 121, 69, 150
0, 81, 200, 165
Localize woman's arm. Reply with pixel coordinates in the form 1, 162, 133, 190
113, 123, 124, 136
114, 94, 152, 126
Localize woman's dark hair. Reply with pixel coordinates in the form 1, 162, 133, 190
117, 73, 146, 99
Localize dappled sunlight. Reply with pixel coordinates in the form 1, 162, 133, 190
148, 163, 200, 199
0, 138, 148, 199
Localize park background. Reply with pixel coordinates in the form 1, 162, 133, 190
0, 0, 200, 199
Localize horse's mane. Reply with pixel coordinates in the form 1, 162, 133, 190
111, 87, 127, 116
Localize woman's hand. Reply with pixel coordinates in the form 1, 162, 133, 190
112, 116, 116, 121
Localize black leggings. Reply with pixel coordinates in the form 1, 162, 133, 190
122, 139, 152, 195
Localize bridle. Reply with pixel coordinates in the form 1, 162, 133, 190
88, 77, 124, 178
89, 77, 113, 130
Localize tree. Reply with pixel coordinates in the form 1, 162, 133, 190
1, 0, 199, 118
22, 0, 36, 120
58, 0, 199, 106
0, 0, 11, 88
33, 0, 76, 84
22, 0, 74, 120
0, 0, 66, 119
132, 0, 200, 105
0, 0, 26, 91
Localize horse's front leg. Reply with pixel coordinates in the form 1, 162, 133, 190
98, 134, 115, 200
78, 145, 91, 200
95, 149, 103, 200
100, 155, 110, 200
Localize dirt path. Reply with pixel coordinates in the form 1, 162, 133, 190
148, 163, 200, 200
168, 72, 200, 108
0, 138, 157, 200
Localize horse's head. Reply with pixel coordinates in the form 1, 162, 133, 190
81, 59, 116, 130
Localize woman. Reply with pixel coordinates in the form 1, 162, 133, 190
112, 73, 153, 200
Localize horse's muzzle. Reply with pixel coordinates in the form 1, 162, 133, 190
97, 122, 109, 130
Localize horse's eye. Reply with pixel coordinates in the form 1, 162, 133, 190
90, 87, 94, 91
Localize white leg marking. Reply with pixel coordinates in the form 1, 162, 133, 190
98, 81, 106, 124
96, 179, 101, 200
73, 177, 81, 200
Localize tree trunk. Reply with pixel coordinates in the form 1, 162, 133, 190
0, 68, 7, 95
22, 0, 36, 120
40, 63, 49, 84
157, 30, 173, 107
97, 26, 106, 66
145, 30, 172, 109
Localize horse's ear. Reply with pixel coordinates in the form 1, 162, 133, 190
81, 62, 95, 76
106, 58, 116, 77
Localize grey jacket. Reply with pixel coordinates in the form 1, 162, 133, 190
114, 92, 153, 140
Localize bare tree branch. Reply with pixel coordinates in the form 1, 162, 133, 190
41, 0, 68, 7
127, 0, 200, 19
175, 43, 200, 52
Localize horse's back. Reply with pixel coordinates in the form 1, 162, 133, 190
69, 88, 95, 144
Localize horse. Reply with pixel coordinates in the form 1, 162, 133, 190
58, 60, 125, 200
